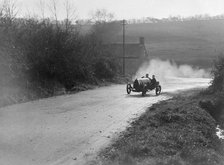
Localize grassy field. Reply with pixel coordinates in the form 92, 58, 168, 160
97, 89, 224, 165
110, 19, 224, 69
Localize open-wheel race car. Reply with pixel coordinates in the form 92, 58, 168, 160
126, 77, 162, 96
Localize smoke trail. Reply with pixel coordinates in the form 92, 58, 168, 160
133, 59, 210, 82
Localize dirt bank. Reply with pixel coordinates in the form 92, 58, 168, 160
98, 89, 224, 165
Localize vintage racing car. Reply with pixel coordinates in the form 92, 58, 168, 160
126, 77, 161, 96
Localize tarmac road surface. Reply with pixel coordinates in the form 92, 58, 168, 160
0, 77, 210, 165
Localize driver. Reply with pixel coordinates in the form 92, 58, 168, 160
151, 75, 157, 88
145, 74, 151, 88
145, 73, 149, 79
142, 73, 149, 79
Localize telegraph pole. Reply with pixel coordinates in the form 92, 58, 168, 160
122, 19, 126, 76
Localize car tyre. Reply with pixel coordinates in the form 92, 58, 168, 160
156, 85, 161, 95
142, 86, 147, 96
126, 84, 132, 94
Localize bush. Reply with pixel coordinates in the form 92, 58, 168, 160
1, 18, 121, 92
206, 55, 224, 125
0, 9, 122, 106
94, 58, 118, 79
14, 20, 85, 89
211, 55, 224, 92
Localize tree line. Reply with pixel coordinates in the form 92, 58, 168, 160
78, 14, 224, 25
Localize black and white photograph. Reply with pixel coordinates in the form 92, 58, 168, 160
0, 0, 224, 165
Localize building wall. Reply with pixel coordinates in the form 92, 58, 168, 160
103, 38, 149, 76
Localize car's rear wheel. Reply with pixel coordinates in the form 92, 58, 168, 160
156, 85, 161, 95
126, 84, 132, 94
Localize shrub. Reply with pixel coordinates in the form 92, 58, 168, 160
11, 19, 121, 89
0, 15, 122, 107
211, 55, 224, 92
94, 58, 118, 79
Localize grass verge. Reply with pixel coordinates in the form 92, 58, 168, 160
97, 89, 224, 165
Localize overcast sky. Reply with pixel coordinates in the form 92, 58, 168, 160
16, 0, 224, 20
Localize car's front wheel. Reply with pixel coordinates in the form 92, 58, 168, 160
156, 85, 161, 95
142, 86, 147, 96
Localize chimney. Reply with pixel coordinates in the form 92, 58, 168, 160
139, 37, 145, 45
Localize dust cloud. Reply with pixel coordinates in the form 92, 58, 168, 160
133, 59, 210, 82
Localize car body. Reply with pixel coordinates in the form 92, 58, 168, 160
126, 77, 161, 96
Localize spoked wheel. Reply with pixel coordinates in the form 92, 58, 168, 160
142, 86, 147, 96
126, 84, 132, 94
155, 85, 162, 95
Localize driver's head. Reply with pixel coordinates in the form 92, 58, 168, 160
146, 74, 149, 78
152, 75, 155, 79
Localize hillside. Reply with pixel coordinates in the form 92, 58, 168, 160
124, 20, 224, 68
85, 19, 224, 69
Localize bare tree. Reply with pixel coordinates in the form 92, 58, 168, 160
0, 1, 4, 18
90, 9, 114, 23
64, 0, 77, 31
48, 0, 58, 25
38, 0, 45, 20
1, 0, 18, 25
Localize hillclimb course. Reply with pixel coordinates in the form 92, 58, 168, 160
0, 77, 210, 165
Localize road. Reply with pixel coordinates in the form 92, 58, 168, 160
0, 77, 210, 165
